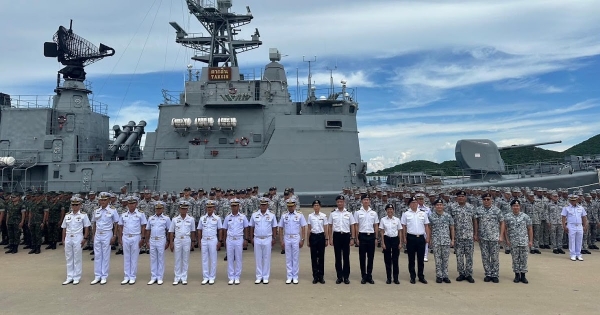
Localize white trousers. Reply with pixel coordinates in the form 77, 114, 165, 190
424, 233, 429, 259
123, 234, 141, 280
94, 231, 112, 280
284, 235, 301, 280
174, 236, 191, 281
227, 236, 244, 280
65, 233, 83, 281
201, 237, 218, 280
254, 236, 272, 281
149, 237, 166, 281
568, 223, 583, 256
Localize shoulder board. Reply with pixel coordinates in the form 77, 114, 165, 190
296, 211, 302, 214
80, 211, 86, 215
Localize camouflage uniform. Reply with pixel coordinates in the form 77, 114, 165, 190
6, 198, 26, 248
83, 199, 99, 248
582, 201, 594, 250
526, 200, 544, 251
450, 203, 475, 278
547, 201, 564, 250
428, 211, 454, 279
475, 206, 503, 279
217, 198, 231, 221
47, 198, 63, 247
496, 198, 511, 252
504, 212, 532, 274
28, 198, 49, 251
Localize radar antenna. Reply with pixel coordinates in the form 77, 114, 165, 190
44, 20, 115, 81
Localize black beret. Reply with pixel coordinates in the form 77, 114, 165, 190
456, 190, 466, 196
335, 195, 345, 201
360, 194, 369, 201
312, 200, 322, 206
385, 203, 395, 210
510, 199, 521, 206
433, 198, 444, 205
481, 193, 492, 199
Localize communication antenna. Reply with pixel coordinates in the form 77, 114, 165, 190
326, 62, 337, 96
303, 55, 316, 101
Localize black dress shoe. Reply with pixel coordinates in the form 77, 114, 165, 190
335, 278, 342, 284
190, 247, 194, 252
513, 273, 521, 283
224, 255, 228, 261
116, 249, 123, 255
403, 249, 407, 254
492, 277, 499, 283
505, 250, 510, 254
90, 251, 94, 255
410, 278, 416, 284
368, 279, 374, 284
530, 250, 535, 254
243, 247, 248, 250
319, 278, 326, 284
344, 278, 350, 284
312, 279, 318, 284
558, 248, 566, 254
443, 278, 451, 283
361, 279, 366, 284
456, 275, 465, 281
520, 273, 528, 284
418, 278, 428, 284
281, 249, 285, 254
466, 275, 475, 283
436, 277, 442, 283
553, 249, 559, 254
484, 276, 491, 282
393, 279, 400, 284
386, 279, 391, 284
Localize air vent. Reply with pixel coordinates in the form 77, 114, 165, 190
325, 120, 342, 129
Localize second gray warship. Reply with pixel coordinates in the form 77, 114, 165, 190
0, 0, 367, 205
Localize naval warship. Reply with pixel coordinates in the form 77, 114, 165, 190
0, 0, 367, 204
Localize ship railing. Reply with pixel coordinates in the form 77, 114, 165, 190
162, 90, 183, 105
0, 179, 162, 194
7, 95, 52, 109
300, 87, 358, 102
88, 98, 109, 115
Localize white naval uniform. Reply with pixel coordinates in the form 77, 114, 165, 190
147, 214, 171, 281
61, 211, 91, 282
92, 207, 119, 281
562, 204, 587, 257
249, 210, 277, 281
279, 211, 308, 281
223, 213, 249, 281
118, 209, 147, 281
169, 215, 196, 282
197, 213, 222, 281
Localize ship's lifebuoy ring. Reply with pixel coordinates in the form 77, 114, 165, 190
240, 137, 249, 146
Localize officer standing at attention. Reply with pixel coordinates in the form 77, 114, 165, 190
450, 190, 476, 283
4, 193, 26, 254
145, 201, 171, 285
91, 192, 119, 285
562, 194, 588, 261
474, 193, 505, 283
428, 199, 455, 284
169, 200, 196, 285
118, 197, 147, 285
61, 196, 91, 285
198, 200, 222, 285
504, 199, 533, 284
379, 203, 402, 284
279, 197, 307, 284
401, 196, 430, 284
249, 197, 278, 284
223, 198, 249, 285
354, 194, 379, 284
307, 200, 328, 284
329, 195, 356, 284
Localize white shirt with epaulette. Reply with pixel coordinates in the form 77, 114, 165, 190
62, 211, 91, 234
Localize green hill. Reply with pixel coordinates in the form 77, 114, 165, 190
368, 134, 600, 175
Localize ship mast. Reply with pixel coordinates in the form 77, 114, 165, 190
170, 0, 262, 67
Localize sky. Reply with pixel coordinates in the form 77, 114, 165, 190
2, 0, 600, 172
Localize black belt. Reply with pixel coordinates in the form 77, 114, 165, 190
407, 233, 424, 238
333, 231, 350, 234
311, 232, 325, 235
359, 232, 375, 236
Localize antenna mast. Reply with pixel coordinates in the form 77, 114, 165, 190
303, 55, 316, 101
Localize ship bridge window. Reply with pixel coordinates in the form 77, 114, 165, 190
325, 120, 342, 129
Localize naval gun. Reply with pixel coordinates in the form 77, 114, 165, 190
455, 139, 562, 180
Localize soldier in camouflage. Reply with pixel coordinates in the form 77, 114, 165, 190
580, 194, 594, 254
496, 190, 512, 254
28, 193, 49, 254
474, 192, 505, 283
504, 199, 533, 284
547, 191, 566, 254
5, 193, 26, 254
83, 192, 99, 250
523, 193, 542, 254
450, 190, 476, 283
428, 199, 455, 283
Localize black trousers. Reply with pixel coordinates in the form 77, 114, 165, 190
383, 236, 400, 281
333, 232, 351, 280
406, 233, 426, 280
358, 233, 376, 280
309, 233, 326, 280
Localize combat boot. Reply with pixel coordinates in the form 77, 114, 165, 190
51, 242, 57, 250
28, 247, 36, 254
558, 248, 566, 254
520, 273, 528, 284
23, 244, 31, 250
5, 245, 15, 254
35, 246, 41, 254
505, 249, 510, 254
12, 245, 18, 254
45, 244, 53, 249
513, 273, 520, 283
